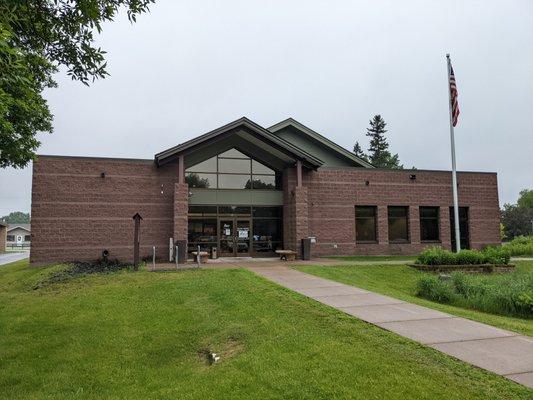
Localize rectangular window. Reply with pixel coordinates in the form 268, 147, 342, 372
7, 235, 14, 242
24, 235, 31, 241
388, 206, 409, 243
420, 207, 440, 241
355, 206, 377, 242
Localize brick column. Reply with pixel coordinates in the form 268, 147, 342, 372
293, 186, 309, 255
377, 205, 389, 245
173, 183, 189, 243
440, 206, 452, 250
409, 206, 420, 245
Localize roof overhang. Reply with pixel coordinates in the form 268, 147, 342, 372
268, 118, 374, 168
155, 117, 324, 169
7, 225, 31, 232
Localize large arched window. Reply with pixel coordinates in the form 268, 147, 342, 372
185, 149, 281, 190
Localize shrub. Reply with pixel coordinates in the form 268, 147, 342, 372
415, 246, 510, 265
504, 236, 533, 256
416, 247, 455, 265
416, 276, 455, 303
482, 246, 511, 265
417, 272, 533, 318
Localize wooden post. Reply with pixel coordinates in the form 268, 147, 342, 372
132, 213, 143, 270
178, 154, 185, 184
296, 160, 303, 188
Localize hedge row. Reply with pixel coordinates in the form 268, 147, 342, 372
415, 246, 510, 266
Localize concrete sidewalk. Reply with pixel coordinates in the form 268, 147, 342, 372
247, 265, 533, 388
0, 251, 29, 266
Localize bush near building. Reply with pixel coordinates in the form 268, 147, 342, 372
504, 236, 533, 257
415, 246, 511, 266
416, 272, 533, 318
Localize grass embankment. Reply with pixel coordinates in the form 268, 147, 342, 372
0, 260, 531, 399
296, 261, 533, 336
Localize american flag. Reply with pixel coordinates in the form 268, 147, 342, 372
449, 64, 460, 127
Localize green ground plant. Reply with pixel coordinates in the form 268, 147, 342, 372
416, 272, 533, 318
1, 259, 531, 399
416, 246, 511, 265
504, 236, 533, 256
296, 261, 533, 336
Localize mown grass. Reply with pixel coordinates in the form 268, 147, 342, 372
0, 260, 531, 399
327, 255, 416, 262
296, 261, 533, 337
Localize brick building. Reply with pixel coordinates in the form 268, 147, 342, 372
30, 117, 500, 265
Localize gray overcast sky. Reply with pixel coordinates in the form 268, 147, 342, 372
1, 0, 532, 216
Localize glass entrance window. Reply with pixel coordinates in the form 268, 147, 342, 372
185, 148, 281, 190
188, 219, 217, 255
219, 220, 235, 255
188, 205, 283, 257
236, 220, 250, 254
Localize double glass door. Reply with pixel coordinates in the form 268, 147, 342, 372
219, 219, 251, 256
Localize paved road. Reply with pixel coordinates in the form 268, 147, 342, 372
247, 264, 533, 388
0, 252, 29, 266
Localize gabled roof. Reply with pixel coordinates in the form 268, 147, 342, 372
7, 224, 31, 232
268, 118, 374, 169
155, 117, 324, 168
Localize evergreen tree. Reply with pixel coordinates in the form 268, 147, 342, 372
365, 115, 403, 169
352, 141, 368, 161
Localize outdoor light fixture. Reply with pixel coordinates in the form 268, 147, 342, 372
100, 172, 106, 178
409, 174, 416, 180
364, 180, 370, 186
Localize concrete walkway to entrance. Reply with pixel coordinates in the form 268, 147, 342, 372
247, 264, 533, 388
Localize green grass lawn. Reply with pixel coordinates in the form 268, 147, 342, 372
0, 260, 531, 399
327, 255, 416, 262
296, 261, 533, 337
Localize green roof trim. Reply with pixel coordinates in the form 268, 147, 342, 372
155, 117, 324, 168
267, 118, 374, 169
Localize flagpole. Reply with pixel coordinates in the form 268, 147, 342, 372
446, 53, 461, 252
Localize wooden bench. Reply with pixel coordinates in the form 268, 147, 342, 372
275, 250, 298, 261
191, 251, 209, 264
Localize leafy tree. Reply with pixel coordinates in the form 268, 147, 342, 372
352, 141, 368, 161
0, 0, 154, 169
501, 204, 533, 239
185, 173, 211, 188
365, 115, 403, 169
517, 189, 533, 210
1, 211, 30, 224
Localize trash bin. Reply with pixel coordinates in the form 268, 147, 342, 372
176, 240, 187, 263
301, 238, 311, 260
211, 246, 218, 259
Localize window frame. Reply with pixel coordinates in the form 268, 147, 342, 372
185, 149, 281, 190
419, 206, 441, 242
355, 205, 378, 243
387, 206, 410, 243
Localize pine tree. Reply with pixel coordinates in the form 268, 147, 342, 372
353, 141, 368, 161
365, 115, 403, 169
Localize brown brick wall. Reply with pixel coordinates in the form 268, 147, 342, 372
31, 155, 500, 264
30, 156, 182, 265
291, 167, 500, 256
